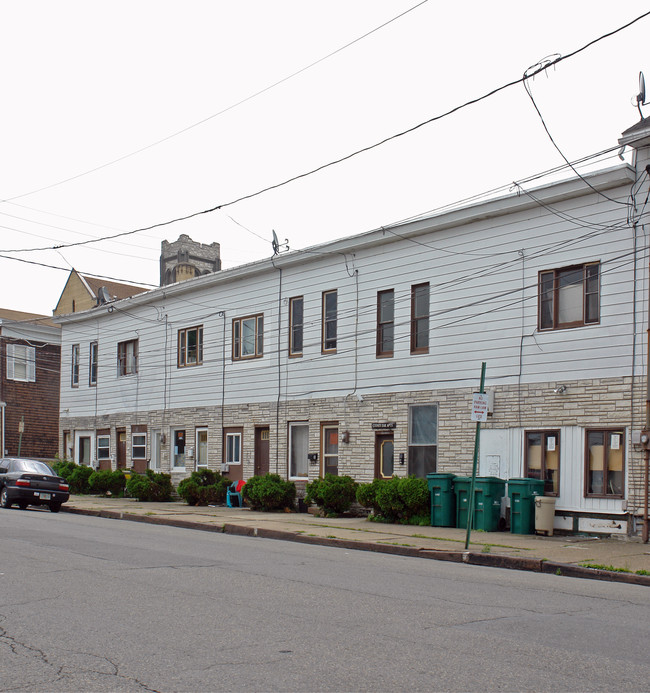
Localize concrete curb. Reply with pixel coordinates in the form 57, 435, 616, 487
63, 506, 650, 586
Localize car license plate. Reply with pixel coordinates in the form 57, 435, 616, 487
38, 493, 51, 500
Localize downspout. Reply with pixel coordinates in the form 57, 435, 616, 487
642, 246, 650, 544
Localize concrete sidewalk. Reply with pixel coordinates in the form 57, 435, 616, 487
62, 495, 650, 586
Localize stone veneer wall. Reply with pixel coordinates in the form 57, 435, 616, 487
60, 375, 645, 510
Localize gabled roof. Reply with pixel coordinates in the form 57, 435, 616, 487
81, 274, 149, 301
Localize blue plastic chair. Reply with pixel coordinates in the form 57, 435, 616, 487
226, 481, 244, 508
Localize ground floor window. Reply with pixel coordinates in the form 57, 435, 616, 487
132, 431, 147, 459
97, 434, 110, 460
321, 424, 338, 476
525, 430, 559, 495
173, 430, 186, 468
196, 428, 208, 468
408, 404, 437, 478
585, 429, 624, 498
224, 429, 242, 465
289, 423, 309, 479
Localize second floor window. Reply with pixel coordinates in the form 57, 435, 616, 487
118, 339, 138, 376
539, 262, 599, 330
71, 344, 80, 387
377, 289, 394, 357
411, 283, 429, 354
178, 325, 203, 367
6, 344, 36, 382
289, 296, 304, 357
233, 315, 263, 360
322, 290, 337, 353
89, 342, 98, 386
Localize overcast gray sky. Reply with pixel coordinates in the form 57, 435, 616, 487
2, 1, 649, 315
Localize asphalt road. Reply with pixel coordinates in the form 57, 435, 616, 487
1, 508, 650, 693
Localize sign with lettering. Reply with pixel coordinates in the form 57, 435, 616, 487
371, 422, 397, 430
471, 393, 489, 422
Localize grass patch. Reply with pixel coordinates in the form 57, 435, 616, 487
579, 562, 631, 573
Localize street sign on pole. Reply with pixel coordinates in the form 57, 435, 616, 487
471, 393, 489, 422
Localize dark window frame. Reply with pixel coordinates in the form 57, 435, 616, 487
289, 296, 304, 357
232, 314, 264, 360
584, 428, 625, 499
178, 325, 203, 367
524, 430, 560, 496
376, 289, 394, 358
322, 290, 337, 353
71, 344, 80, 388
410, 283, 430, 354
117, 339, 138, 377
89, 341, 98, 386
538, 262, 600, 331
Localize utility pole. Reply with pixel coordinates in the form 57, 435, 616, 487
465, 362, 487, 551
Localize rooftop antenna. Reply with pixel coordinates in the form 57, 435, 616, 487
271, 230, 289, 256
636, 71, 647, 119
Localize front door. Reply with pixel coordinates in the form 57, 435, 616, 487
254, 427, 270, 476
116, 429, 127, 469
321, 424, 339, 476
78, 436, 91, 466
375, 433, 394, 479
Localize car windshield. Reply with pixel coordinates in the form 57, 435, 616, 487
13, 460, 55, 475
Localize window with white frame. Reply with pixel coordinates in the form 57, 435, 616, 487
97, 434, 110, 460
289, 423, 309, 478
71, 344, 80, 387
6, 344, 35, 382
132, 432, 147, 459
233, 315, 263, 360
224, 430, 242, 465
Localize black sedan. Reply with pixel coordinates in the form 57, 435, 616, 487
0, 458, 70, 512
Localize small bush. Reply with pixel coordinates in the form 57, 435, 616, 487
306, 474, 357, 516
242, 474, 296, 512
177, 469, 230, 506
357, 476, 430, 524
51, 459, 78, 481
89, 469, 127, 497
126, 469, 173, 502
67, 465, 94, 494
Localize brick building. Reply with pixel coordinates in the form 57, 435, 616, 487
0, 309, 61, 459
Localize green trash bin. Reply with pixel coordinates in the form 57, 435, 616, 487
473, 476, 506, 532
427, 473, 456, 527
454, 477, 472, 529
508, 478, 545, 534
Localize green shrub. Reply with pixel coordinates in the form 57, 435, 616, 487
357, 476, 430, 524
177, 469, 230, 506
356, 479, 383, 513
51, 459, 77, 481
89, 469, 127, 496
67, 465, 94, 494
126, 469, 173, 502
305, 474, 357, 516
242, 474, 296, 511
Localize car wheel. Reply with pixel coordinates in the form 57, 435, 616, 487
0, 487, 12, 509
49, 502, 61, 513
17, 501, 29, 510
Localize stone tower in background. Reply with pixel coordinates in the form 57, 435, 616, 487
160, 234, 221, 286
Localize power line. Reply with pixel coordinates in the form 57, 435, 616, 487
0, 0, 430, 205
6, 8, 650, 256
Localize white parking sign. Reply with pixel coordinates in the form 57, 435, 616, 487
471, 393, 489, 422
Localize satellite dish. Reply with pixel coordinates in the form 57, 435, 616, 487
637, 71, 647, 117
97, 286, 112, 304
271, 230, 279, 255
